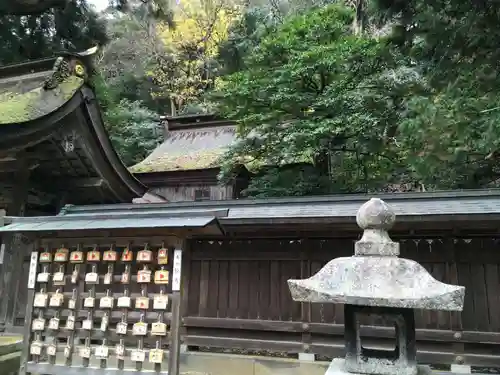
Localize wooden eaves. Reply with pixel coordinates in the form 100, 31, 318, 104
2, 189, 500, 238
0, 47, 147, 211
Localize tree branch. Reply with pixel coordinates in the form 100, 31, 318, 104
0, 0, 67, 15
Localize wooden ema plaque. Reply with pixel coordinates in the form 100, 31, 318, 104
22, 243, 179, 375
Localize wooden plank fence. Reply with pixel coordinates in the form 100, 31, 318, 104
182, 237, 500, 368
10, 236, 500, 367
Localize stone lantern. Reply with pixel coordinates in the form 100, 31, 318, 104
288, 198, 465, 375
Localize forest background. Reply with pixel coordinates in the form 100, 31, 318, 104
1, 0, 500, 198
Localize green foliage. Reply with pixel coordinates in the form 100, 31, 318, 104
213, 4, 420, 195
0, 0, 107, 65
0, 0, 73, 16
242, 164, 330, 198
217, 7, 276, 75
110, 0, 174, 25
213, 0, 500, 196
372, 0, 500, 189
93, 74, 160, 166
151, 0, 240, 116
96, 13, 167, 112
103, 99, 159, 166
6, 0, 500, 197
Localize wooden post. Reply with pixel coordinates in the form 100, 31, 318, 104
299, 245, 313, 361
19, 248, 38, 375
180, 240, 191, 345
55, 193, 68, 214
168, 242, 183, 375
0, 165, 30, 329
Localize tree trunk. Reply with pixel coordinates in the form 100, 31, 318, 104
170, 98, 176, 117
353, 0, 365, 35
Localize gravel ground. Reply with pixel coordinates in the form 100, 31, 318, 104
194, 346, 500, 374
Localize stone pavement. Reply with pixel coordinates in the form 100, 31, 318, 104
0, 333, 491, 375
0, 335, 22, 375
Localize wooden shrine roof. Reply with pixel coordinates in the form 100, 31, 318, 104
130, 114, 237, 174
0, 47, 146, 210
2, 189, 500, 236
0, 64, 82, 124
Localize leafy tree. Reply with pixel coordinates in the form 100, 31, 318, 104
150, 0, 241, 115
0, 0, 160, 167
109, 0, 174, 24
0, 0, 107, 65
217, 7, 276, 75
371, 0, 500, 189
103, 99, 160, 166
0, 0, 172, 19
93, 75, 160, 166
243, 164, 331, 197
95, 11, 168, 112
213, 4, 420, 196
0, 0, 68, 16
216, 0, 357, 76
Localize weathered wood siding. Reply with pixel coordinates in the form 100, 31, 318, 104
14, 254, 31, 324
9, 234, 500, 367
151, 185, 234, 202
183, 237, 500, 367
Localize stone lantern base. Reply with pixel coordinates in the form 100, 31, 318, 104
344, 305, 417, 375
325, 359, 432, 375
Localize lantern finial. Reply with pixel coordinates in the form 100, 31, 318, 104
355, 198, 398, 257
356, 197, 395, 230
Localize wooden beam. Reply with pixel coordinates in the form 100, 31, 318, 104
67, 177, 104, 188
28, 191, 56, 206
0, 155, 53, 207
0, 165, 30, 329
0, 147, 58, 167
31, 176, 104, 190
0, 186, 55, 206
0, 159, 39, 173
0, 177, 102, 208
132, 191, 168, 204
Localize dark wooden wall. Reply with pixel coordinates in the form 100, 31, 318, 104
183, 237, 500, 367
151, 184, 234, 202
10, 235, 500, 367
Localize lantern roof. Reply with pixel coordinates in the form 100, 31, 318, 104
288, 198, 465, 311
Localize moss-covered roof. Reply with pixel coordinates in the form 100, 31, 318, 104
0, 74, 83, 124
129, 124, 317, 174
131, 149, 227, 173
0, 49, 97, 125
131, 126, 236, 173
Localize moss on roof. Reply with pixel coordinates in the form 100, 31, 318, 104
129, 125, 317, 174
130, 148, 226, 173
0, 75, 83, 125
130, 126, 236, 173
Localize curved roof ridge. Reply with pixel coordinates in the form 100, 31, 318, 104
0, 48, 147, 205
